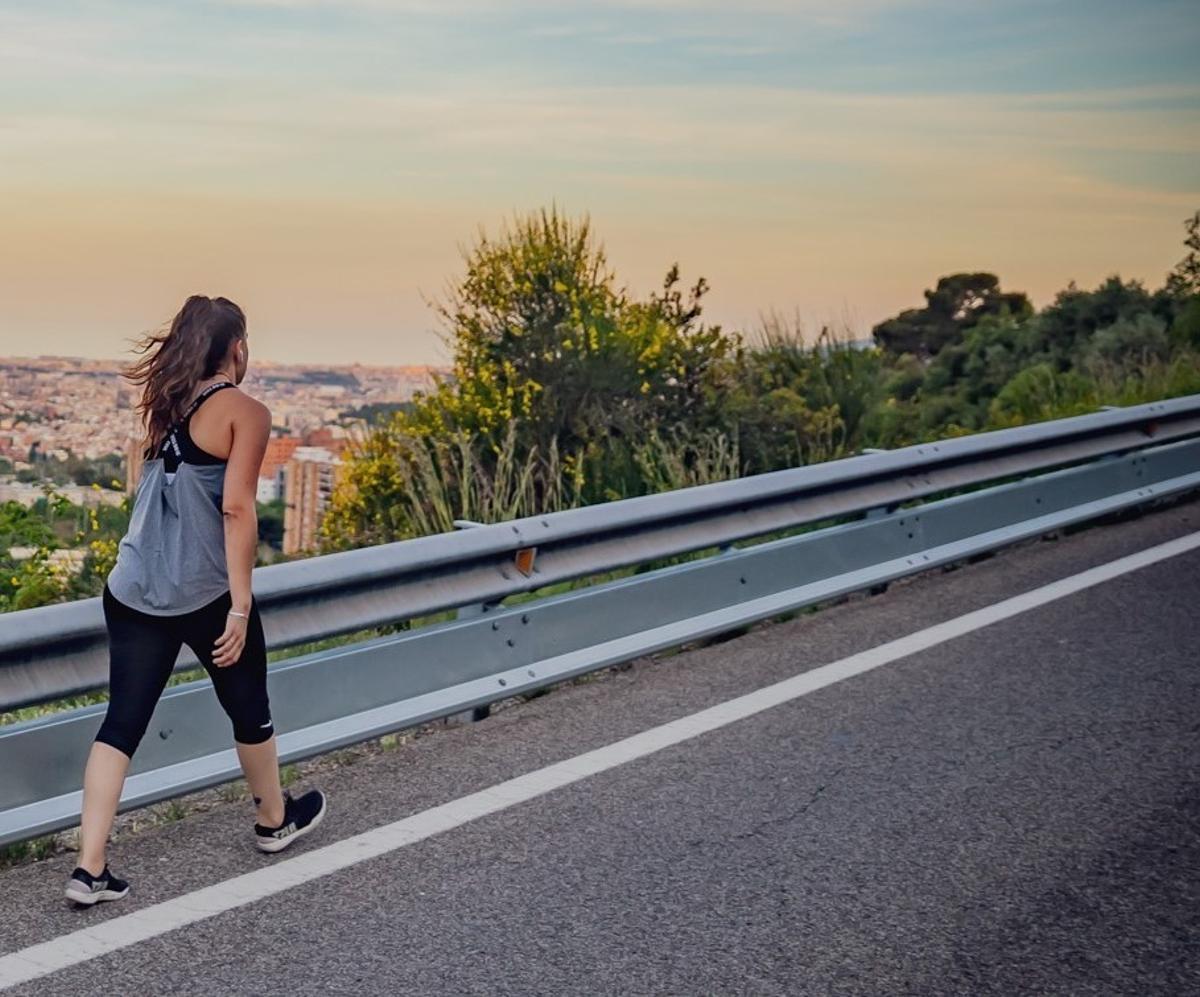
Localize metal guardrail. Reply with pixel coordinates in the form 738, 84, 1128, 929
2, 396, 1199, 846
3, 395, 1199, 713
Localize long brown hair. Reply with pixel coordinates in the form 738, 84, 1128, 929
126, 295, 246, 450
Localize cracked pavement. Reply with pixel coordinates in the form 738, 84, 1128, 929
2, 498, 1199, 995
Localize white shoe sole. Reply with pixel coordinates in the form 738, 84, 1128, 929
65, 884, 129, 907
255, 795, 327, 854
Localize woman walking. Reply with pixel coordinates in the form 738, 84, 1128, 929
66, 295, 325, 906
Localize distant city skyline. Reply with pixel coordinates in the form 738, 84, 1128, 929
1, 1, 1197, 366
0, 356, 437, 471
0, 352, 442, 371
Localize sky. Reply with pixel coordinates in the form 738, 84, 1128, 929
1, 0, 1197, 366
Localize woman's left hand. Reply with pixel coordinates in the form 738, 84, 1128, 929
213, 613, 249, 667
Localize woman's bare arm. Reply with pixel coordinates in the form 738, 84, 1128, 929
214, 396, 271, 667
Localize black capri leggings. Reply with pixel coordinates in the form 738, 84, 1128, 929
96, 586, 273, 758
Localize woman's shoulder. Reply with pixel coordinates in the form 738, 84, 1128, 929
225, 389, 272, 434
196, 386, 271, 442
209, 385, 270, 421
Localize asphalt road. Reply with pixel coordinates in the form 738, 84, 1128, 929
2, 499, 1198, 996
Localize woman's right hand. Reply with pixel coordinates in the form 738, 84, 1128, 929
213, 612, 249, 667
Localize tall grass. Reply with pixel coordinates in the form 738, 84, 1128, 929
632, 427, 740, 492
323, 421, 586, 545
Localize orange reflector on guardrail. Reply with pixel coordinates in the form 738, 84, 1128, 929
515, 547, 537, 577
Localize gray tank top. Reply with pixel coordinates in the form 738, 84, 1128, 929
107, 382, 235, 615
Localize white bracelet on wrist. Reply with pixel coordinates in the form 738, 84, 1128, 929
227, 610, 249, 620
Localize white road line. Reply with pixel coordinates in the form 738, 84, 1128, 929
3, 530, 1198, 990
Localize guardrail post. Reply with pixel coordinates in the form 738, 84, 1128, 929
859, 458, 893, 593
864, 502, 892, 594
451, 519, 495, 723
1093, 411, 1126, 465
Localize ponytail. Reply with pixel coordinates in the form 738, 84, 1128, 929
125, 295, 246, 451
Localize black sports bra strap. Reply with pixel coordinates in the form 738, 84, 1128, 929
155, 382, 236, 459
182, 381, 235, 422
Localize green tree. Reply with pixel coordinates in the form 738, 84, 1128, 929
257, 499, 285, 550
872, 273, 1031, 360
1170, 296, 1200, 349
1021, 276, 1157, 371
918, 314, 1030, 431
423, 209, 731, 461
425, 207, 627, 454
325, 208, 736, 547
1081, 313, 1171, 378
1165, 209, 1200, 298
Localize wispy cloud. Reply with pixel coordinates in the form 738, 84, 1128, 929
218, 0, 914, 11
0, 0, 1196, 364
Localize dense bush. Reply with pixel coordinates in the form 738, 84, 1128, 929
322, 208, 1200, 550
0, 492, 129, 612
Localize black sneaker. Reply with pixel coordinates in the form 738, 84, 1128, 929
254, 790, 326, 854
64, 865, 130, 906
